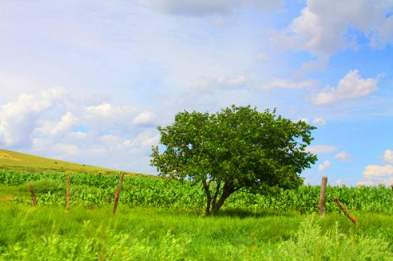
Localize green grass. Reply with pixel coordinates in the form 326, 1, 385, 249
0, 149, 139, 175
0, 203, 392, 260
1, 150, 393, 259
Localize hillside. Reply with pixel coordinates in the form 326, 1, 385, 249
0, 149, 140, 175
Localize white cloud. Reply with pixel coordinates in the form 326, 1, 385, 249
130, 129, 160, 150
273, 0, 393, 56
298, 57, 328, 75
318, 160, 331, 172
264, 79, 315, 90
133, 111, 157, 127
151, 0, 283, 16
217, 75, 248, 87
307, 145, 337, 154
364, 164, 393, 178
313, 117, 326, 126
34, 112, 78, 139
335, 151, 352, 162
192, 75, 248, 92
383, 150, 393, 163
52, 143, 80, 157
0, 87, 163, 173
84, 102, 143, 131
359, 164, 393, 185
85, 103, 116, 118
312, 70, 380, 105
52, 112, 79, 136
0, 87, 68, 147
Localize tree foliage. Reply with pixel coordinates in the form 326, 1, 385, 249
151, 105, 317, 215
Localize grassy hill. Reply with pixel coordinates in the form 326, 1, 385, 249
0, 148, 140, 175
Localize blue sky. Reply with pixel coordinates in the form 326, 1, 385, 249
1, 0, 393, 186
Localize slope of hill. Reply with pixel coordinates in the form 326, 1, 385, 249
0, 149, 139, 175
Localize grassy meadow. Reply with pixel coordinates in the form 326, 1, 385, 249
0, 149, 140, 175
1, 149, 393, 260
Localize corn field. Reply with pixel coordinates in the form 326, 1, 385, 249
1, 170, 392, 214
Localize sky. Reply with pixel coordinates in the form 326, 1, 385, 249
1, 0, 393, 186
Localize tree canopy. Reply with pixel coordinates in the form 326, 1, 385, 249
151, 105, 317, 215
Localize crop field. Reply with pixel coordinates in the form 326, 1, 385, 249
2, 170, 393, 214
1, 169, 393, 260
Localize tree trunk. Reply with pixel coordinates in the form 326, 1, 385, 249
211, 183, 234, 215
212, 181, 221, 208
202, 179, 212, 215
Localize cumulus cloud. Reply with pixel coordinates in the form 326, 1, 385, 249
84, 102, 148, 132
133, 111, 157, 127
359, 150, 393, 185
383, 150, 393, 164
335, 151, 352, 162
0, 87, 163, 173
272, 0, 393, 56
35, 112, 79, 137
0, 87, 68, 147
150, 0, 283, 16
359, 164, 393, 185
364, 165, 393, 178
307, 145, 337, 154
318, 160, 331, 173
311, 70, 380, 105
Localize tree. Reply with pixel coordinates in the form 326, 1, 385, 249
151, 105, 317, 215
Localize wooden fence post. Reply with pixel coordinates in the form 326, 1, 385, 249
112, 172, 125, 217
333, 196, 357, 225
66, 176, 70, 211
28, 184, 37, 207
319, 176, 328, 216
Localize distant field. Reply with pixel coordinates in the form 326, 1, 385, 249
0, 149, 140, 176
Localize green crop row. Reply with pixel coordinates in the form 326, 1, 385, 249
2, 170, 393, 214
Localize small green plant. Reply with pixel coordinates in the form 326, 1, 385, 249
270, 218, 392, 261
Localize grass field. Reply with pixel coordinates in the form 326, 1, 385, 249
0, 204, 392, 260
0, 149, 139, 175
1, 149, 393, 260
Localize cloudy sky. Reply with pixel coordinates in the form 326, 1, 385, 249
1, 0, 393, 185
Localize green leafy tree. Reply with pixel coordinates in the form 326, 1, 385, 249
151, 105, 317, 215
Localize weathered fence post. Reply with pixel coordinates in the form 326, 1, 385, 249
319, 176, 328, 216
112, 172, 125, 217
66, 176, 70, 211
333, 196, 357, 225
28, 184, 37, 207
